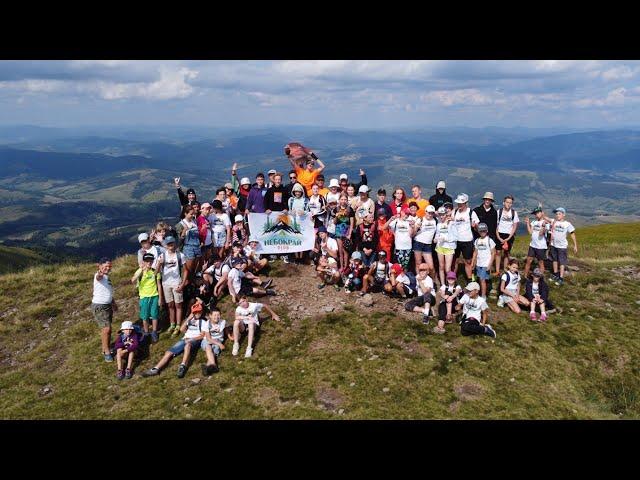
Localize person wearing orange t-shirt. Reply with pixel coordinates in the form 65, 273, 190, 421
410, 185, 429, 218
293, 157, 325, 196
315, 174, 329, 197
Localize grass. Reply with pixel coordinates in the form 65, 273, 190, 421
0, 223, 638, 419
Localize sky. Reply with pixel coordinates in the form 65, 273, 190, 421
1, 60, 640, 129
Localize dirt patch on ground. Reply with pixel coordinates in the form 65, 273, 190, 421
253, 387, 281, 408
610, 265, 640, 280
315, 386, 345, 410
401, 340, 433, 358
454, 381, 485, 402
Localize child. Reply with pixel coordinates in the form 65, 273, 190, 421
413, 205, 437, 281
495, 195, 519, 273
525, 268, 554, 322
524, 206, 550, 278
141, 302, 208, 378
498, 258, 530, 314
209, 199, 232, 260
404, 263, 436, 324
549, 207, 578, 286
385, 263, 417, 298
227, 258, 275, 303
308, 183, 327, 230
362, 250, 390, 294
456, 282, 497, 338
231, 214, 248, 247
433, 271, 463, 334
383, 209, 415, 271
316, 255, 341, 290
114, 321, 140, 380
232, 295, 281, 358
434, 206, 457, 286
156, 236, 186, 336
200, 308, 226, 375
375, 209, 394, 260
472, 223, 496, 299
244, 238, 268, 273
356, 214, 378, 251
288, 183, 310, 263
137, 232, 162, 269
360, 242, 377, 269
314, 226, 339, 263
131, 253, 161, 343
342, 251, 367, 293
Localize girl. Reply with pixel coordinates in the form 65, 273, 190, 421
346, 184, 359, 210
413, 205, 437, 281
200, 309, 226, 375
288, 183, 310, 263
307, 183, 327, 231
332, 193, 355, 271
231, 214, 248, 247
498, 258, 530, 314
391, 187, 410, 217
175, 205, 201, 290
114, 321, 141, 379
434, 206, 457, 286
433, 271, 463, 334
150, 221, 171, 247
496, 195, 519, 273
383, 209, 414, 272
209, 199, 232, 260
376, 208, 394, 260
525, 268, 553, 322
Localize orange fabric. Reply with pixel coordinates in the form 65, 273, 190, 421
377, 218, 394, 256
228, 194, 238, 209
411, 198, 429, 218
296, 166, 320, 195
317, 187, 329, 197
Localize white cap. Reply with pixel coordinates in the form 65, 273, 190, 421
234, 214, 244, 222
455, 193, 469, 204
358, 185, 369, 194
249, 237, 259, 243
119, 321, 134, 331
426, 205, 436, 213
466, 282, 481, 292
138, 232, 150, 243
240, 177, 251, 186
339, 173, 348, 180
329, 178, 340, 188
437, 181, 446, 189
437, 206, 446, 215
267, 169, 277, 175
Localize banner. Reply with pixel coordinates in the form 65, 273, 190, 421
247, 212, 316, 254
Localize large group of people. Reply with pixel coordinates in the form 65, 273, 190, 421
91, 142, 578, 380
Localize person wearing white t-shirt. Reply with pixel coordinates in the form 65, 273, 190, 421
204, 257, 231, 299
244, 238, 268, 273
92, 257, 118, 362
455, 282, 496, 338
524, 206, 550, 279
434, 206, 457, 286
404, 263, 436, 324
227, 258, 276, 303
453, 194, 480, 281
498, 258, 530, 314
155, 236, 187, 336
209, 200, 232, 259
137, 232, 163, 270
313, 226, 338, 264
549, 207, 577, 286
495, 195, 519, 273
383, 209, 415, 272
232, 296, 280, 358
472, 223, 496, 299
200, 309, 227, 375
413, 205, 438, 280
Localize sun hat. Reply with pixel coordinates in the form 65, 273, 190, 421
224, 182, 234, 190
142, 253, 155, 262
483, 192, 495, 201
391, 263, 403, 275
118, 321, 134, 332
466, 282, 481, 292
240, 177, 251, 186
553, 207, 566, 214
532, 268, 543, 277
437, 206, 446, 215
446, 271, 457, 280
426, 205, 436, 213
200, 202, 212, 210
455, 193, 469, 204
292, 183, 304, 193
437, 181, 446, 189
351, 251, 362, 260
138, 232, 150, 243
339, 173, 348, 180
234, 214, 244, 222
477, 223, 489, 232
162, 236, 176, 246
191, 302, 203, 314
531, 206, 543, 214
329, 178, 340, 188
358, 185, 369, 194
267, 169, 277, 175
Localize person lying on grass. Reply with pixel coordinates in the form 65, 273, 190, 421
404, 263, 436, 325
232, 295, 281, 358
456, 282, 496, 338
114, 321, 140, 380
200, 308, 226, 375
433, 271, 464, 335
498, 258, 530, 314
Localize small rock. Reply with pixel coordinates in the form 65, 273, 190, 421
587, 315, 595, 321
570, 308, 577, 312
338, 408, 345, 415
295, 400, 300, 405
224, 388, 233, 392
267, 371, 272, 376
572, 409, 577, 414
356, 358, 362, 362
184, 398, 190, 402
635, 301, 640, 305
369, 355, 379, 360
361, 294, 374, 307
185, 413, 193, 418
183, 403, 189, 408
191, 378, 201, 385
567, 266, 580, 272
193, 396, 202, 404
41, 386, 53, 395
323, 306, 334, 313
382, 387, 390, 393
510, 378, 515, 383
350, 382, 356, 387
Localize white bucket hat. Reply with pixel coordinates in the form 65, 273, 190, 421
358, 185, 369, 194
234, 214, 244, 222
119, 321, 134, 332
455, 193, 469, 204
339, 173, 348, 180
329, 178, 340, 188
240, 177, 251, 186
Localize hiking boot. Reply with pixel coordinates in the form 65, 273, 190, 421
125, 368, 133, 379
540, 312, 548, 322
116, 369, 125, 380
177, 363, 187, 378
208, 365, 219, 374
318, 283, 326, 290
151, 331, 159, 343
556, 278, 564, 286
232, 342, 240, 356
422, 314, 430, 325
141, 367, 160, 377
484, 325, 497, 338
530, 311, 538, 322
261, 279, 273, 289
201, 364, 210, 376
104, 352, 114, 362
244, 347, 253, 358
359, 291, 366, 297
266, 289, 276, 296
167, 324, 175, 334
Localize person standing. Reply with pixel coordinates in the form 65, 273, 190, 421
496, 195, 519, 273
92, 257, 118, 362
410, 185, 429, 218
473, 192, 498, 244
174, 177, 197, 208
428, 180, 453, 211
246, 173, 268, 214
453, 193, 480, 282
373, 188, 393, 220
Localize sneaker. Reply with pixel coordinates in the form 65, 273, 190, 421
422, 314, 430, 325
334, 284, 341, 291
151, 331, 159, 343
445, 314, 454, 324
540, 312, 548, 322
433, 326, 446, 335
485, 325, 497, 338
125, 368, 133, 379
283, 256, 290, 264
359, 291, 366, 297
208, 365, 219, 374
103, 352, 114, 362
557, 278, 564, 286
177, 363, 187, 378
244, 347, 253, 358
266, 289, 276, 296
141, 367, 160, 377
497, 297, 505, 308
232, 342, 240, 356
167, 324, 175, 333
116, 369, 125, 380
201, 364, 210, 376
318, 283, 326, 290
530, 311, 538, 322
171, 327, 180, 337
261, 278, 273, 289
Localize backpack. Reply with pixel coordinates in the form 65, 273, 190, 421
404, 272, 417, 292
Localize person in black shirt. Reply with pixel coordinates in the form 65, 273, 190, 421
373, 188, 393, 219
174, 177, 197, 207
473, 192, 498, 245
264, 172, 290, 213
428, 180, 453, 211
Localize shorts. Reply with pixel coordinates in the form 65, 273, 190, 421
213, 231, 227, 248
239, 278, 254, 296
455, 240, 474, 260
527, 246, 547, 261
168, 338, 201, 356
139, 296, 159, 321
404, 293, 436, 311
183, 244, 202, 260
395, 249, 412, 269
162, 284, 184, 304
200, 339, 221, 356
497, 233, 515, 253
475, 266, 490, 281
435, 246, 455, 256
91, 303, 113, 328
413, 240, 432, 253
549, 246, 568, 265
499, 294, 517, 305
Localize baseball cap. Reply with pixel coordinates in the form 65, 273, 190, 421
426, 205, 436, 213
329, 178, 340, 188
191, 302, 203, 313
234, 214, 244, 222
466, 282, 481, 292
224, 182, 233, 190
351, 251, 362, 260
211, 200, 223, 210
358, 185, 369, 194
138, 232, 150, 243
377, 188, 387, 195
240, 177, 251, 186
231, 257, 246, 267
317, 226, 327, 233
186, 188, 196, 195
267, 169, 277, 175
378, 250, 387, 257
455, 193, 469, 204
162, 236, 176, 246
437, 206, 446, 215
477, 223, 488, 232
437, 181, 446, 189
483, 192, 495, 201
142, 253, 155, 262
446, 271, 457, 280
553, 207, 566, 214
391, 263, 403, 275
232, 241, 243, 248
118, 321, 134, 332
339, 173, 348, 180
532, 268, 543, 277
200, 202, 212, 210
443, 202, 454, 210
531, 206, 543, 214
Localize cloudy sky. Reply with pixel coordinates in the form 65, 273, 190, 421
1, 60, 640, 129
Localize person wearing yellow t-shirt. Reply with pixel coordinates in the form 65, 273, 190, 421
315, 174, 329, 197
410, 185, 430, 218
293, 157, 326, 196
131, 253, 162, 343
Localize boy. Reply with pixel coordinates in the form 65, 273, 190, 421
498, 258, 530, 314
524, 206, 550, 279
233, 295, 281, 358
433, 271, 463, 334
156, 236, 186, 336
244, 238, 268, 273
114, 321, 140, 380
317, 255, 341, 290
360, 242, 377, 269
472, 223, 496, 298
343, 251, 367, 293
385, 263, 417, 299
362, 250, 390, 294
404, 263, 436, 324
131, 253, 161, 343
137, 232, 163, 269
141, 302, 208, 378
227, 258, 275, 303
356, 213, 377, 251
314, 226, 339, 262
549, 207, 577, 286
456, 282, 496, 338
200, 308, 226, 375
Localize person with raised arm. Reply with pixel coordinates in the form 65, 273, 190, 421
92, 257, 118, 362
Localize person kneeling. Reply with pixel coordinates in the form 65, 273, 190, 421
456, 282, 496, 338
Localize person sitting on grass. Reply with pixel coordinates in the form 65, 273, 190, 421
524, 206, 550, 279
342, 251, 367, 294
316, 255, 341, 290
227, 258, 275, 303
472, 223, 496, 299
200, 308, 226, 375
433, 271, 463, 335
232, 295, 281, 358
456, 282, 496, 338
385, 263, 417, 299
114, 321, 140, 380
404, 263, 436, 325
244, 238, 268, 274
498, 258, 530, 314
141, 302, 208, 378
131, 253, 161, 343
362, 250, 390, 294
525, 268, 553, 322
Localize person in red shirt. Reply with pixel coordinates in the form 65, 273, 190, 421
391, 187, 410, 216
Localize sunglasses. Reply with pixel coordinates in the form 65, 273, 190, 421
290, 176, 297, 180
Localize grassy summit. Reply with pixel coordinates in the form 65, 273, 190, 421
0, 223, 638, 419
